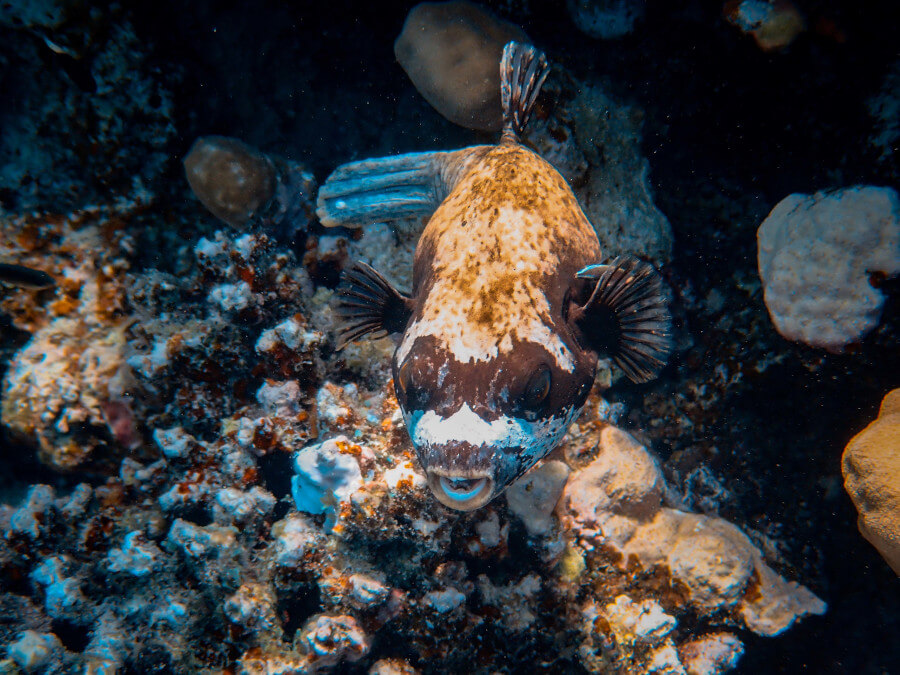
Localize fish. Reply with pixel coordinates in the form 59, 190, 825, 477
316, 42, 672, 511
0, 262, 56, 290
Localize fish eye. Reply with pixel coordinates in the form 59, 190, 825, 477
396, 360, 412, 396
522, 365, 551, 411
396, 359, 430, 410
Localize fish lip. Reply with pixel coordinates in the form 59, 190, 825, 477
426, 468, 494, 511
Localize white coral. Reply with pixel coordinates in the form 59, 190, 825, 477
757, 186, 900, 351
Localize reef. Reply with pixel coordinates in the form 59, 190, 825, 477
1, 0, 898, 673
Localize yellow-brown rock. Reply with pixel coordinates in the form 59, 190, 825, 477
842, 389, 900, 575
184, 136, 277, 227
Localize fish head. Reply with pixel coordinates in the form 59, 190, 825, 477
392, 336, 596, 510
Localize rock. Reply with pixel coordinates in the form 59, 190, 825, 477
506, 459, 570, 536
566, 85, 674, 262
394, 1, 528, 131
723, 0, 805, 52
679, 633, 745, 675
757, 186, 900, 351
562, 424, 826, 635
842, 389, 900, 574
297, 613, 370, 667
184, 136, 277, 227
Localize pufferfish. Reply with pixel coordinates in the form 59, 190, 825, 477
316, 42, 671, 511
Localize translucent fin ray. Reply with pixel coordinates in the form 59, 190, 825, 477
500, 41, 550, 141
577, 255, 672, 383
316, 151, 448, 228
335, 262, 412, 348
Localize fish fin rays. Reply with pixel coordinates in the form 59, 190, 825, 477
317, 149, 484, 228
500, 41, 549, 141
335, 261, 413, 348
575, 256, 672, 383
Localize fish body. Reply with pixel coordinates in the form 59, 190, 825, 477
318, 43, 671, 510
399, 142, 602, 505
0, 263, 56, 290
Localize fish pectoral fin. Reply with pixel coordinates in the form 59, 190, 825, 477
574, 255, 673, 384
317, 148, 482, 228
335, 261, 413, 348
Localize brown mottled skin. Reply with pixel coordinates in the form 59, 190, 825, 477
396, 140, 602, 427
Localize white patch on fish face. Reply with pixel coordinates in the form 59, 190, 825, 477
397, 204, 576, 372
402, 402, 582, 491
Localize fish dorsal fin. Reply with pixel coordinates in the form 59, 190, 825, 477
500, 41, 550, 143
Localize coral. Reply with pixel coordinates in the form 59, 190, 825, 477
1, 202, 144, 470
842, 389, 900, 574
0, 364, 825, 673
126, 227, 318, 440
297, 613, 371, 667
184, 137, 317, 240
0, 17, 175, 212
757, 186, 900, 351
679, 633, 745, 675
723, 0, 805, 52
6, 630, 63, 673
292, 435, 368, 531
561, 424, 826, 638
505, 459, 570, 536
566, 0, 646, 39
394, 1, 528, 131
526, 81, 673, 262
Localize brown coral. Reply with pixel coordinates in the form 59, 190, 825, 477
842, 389, 900, 575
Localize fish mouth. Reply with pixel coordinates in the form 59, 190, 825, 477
426, 469, 494, 511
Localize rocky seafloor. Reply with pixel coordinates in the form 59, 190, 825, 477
0, 1, 898, 673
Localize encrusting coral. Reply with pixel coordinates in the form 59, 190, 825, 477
757, 185, 900, 352
842, 389, 900, 575
0, 213, 826, 672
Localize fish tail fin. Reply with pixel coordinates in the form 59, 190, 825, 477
575, 256, 672, 383
316, 151, 448, 228
500, 41, 550, 142
335, 262, 412, 348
